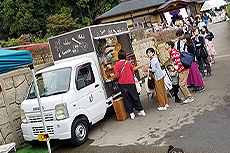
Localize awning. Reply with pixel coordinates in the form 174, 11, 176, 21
201, 1, 213, 11
0, 49, 34, 74
0, 48, 51, 152
201, 0, 229, 11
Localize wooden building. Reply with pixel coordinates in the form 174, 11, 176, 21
94, 0, 205, 28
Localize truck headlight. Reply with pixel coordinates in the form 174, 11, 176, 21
55, 103, 69, 120
21, 110, 27, 123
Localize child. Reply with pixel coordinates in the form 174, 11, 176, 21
167, 64, 181, 103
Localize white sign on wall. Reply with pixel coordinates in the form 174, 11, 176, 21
164, 12, 172, 24
179, 8, 188, 19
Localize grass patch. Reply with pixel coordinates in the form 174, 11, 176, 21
12, 140, 64, 153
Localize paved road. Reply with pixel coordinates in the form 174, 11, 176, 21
53, 21, 230, 153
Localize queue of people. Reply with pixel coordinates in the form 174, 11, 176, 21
114, 16, 216, 119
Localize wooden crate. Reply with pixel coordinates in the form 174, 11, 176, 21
113, 97, 129, 121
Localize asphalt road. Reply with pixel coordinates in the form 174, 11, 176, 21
52, 21, 230, 153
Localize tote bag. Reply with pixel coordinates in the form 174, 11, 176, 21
177, 41, 194, 69
148, 76, 155, 89
179, 51, 194, 69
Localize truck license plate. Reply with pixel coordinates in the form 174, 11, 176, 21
38, 133, 50, 141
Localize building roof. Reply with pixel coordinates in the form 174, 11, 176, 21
96, 0, 166, 20
194, 0, 206, 3
157, 0, 192, 11
96, 0, 205, 21
157, 0, 205, 10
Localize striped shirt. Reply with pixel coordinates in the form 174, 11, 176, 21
169, 48, 187, 73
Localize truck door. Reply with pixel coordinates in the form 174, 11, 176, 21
75, 62, 106, 122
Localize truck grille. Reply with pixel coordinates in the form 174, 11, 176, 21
28, 113, 54, 123
32, 126, 54, 135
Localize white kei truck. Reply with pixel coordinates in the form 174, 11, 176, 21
20, 21, 142, 146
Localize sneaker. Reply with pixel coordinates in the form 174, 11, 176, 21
206, 73, 211, 77
138, 110, 146, 117
183, 97, 194, 103
130, 113, 135, 120
195, 87, 205, 93
157, 106, 167, 111
165, 104, 169, 108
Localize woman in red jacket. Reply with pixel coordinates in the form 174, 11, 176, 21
114, 50, 146, 119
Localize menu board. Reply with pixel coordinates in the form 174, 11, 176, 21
48, 28, 94, 61
90, 21, 129, 38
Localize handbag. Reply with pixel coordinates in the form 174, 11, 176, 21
196, 47, 208, 58
134, 76, 141, 93
147, 73, 155, 89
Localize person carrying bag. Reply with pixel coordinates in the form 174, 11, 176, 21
147, 65, 155, 89
114, 50, 146, 120
192, 27, 211, 77
145, 48, 169, 111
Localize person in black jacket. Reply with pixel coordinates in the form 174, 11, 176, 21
192, 27, 211, 77
183, 34, 205, 93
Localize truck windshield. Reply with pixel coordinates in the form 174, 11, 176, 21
27, 67, 71, 99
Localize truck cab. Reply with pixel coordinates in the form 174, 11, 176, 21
21, 56, 109, 145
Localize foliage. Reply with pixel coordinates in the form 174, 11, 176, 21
34, 37, 48, 44
0, 40, 9, 48
227, 4, 230, 18
0, 0, 120, 41
76, 0, 120, 27
47, 13, 78, 35
18, 34, 32, 45
8, 38, 20, 47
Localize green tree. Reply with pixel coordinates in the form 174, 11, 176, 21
47, 8, 79, 35
0, 0, 120, 41
76, 0, 120, 27
2, 0, 55, 39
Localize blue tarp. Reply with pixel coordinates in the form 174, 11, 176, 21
0, 49, 34, 74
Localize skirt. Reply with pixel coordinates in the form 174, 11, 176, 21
205, 39, 217, 56
187, 62, 205, 87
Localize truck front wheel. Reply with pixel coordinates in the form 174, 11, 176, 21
70, 118, 89, 146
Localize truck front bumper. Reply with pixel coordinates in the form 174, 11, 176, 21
21, 118, 72, 141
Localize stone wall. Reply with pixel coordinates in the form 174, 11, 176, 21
132, 37, 171, 79
0, 62, 53, 148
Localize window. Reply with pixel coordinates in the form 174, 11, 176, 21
27, 67, 71, 99
76, 63, 95, 90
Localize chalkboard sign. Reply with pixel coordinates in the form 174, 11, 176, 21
48, 28, 94, 61
90, 21, 129, 38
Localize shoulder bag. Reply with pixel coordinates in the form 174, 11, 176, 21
147, 70, 155, 89
178, 48, 194, 69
